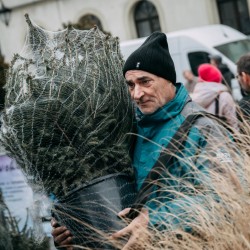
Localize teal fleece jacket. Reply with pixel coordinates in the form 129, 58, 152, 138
133, 83, 231, 231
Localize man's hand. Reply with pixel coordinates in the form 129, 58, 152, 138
51, 218, 73, 250
111, 208, 150, 250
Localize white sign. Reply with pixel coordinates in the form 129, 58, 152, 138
0, 155, 34, 228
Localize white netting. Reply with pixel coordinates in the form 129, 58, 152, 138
0, 14, 135, 199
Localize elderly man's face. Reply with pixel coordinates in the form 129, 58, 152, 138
125, 70, 176, 114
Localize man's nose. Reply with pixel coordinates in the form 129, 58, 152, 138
133, 85, 144, 100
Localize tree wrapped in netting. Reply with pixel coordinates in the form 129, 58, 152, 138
0, 14, 135, 198
0, 15, 137, 247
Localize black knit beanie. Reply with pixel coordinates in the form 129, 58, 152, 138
123, 31, 176, 84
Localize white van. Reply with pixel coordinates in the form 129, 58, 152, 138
120, 24, 250, 101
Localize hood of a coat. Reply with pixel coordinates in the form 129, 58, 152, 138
191, 81, 228, 108
137, 82, 189, 125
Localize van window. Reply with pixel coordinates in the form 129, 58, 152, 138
188, 52, 210, 76
215, 39, 250, 63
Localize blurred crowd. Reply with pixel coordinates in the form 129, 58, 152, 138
183, 53, 250, 131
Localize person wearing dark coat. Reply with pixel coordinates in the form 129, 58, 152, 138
236, 53, 250, 124
209, 54, 234, 92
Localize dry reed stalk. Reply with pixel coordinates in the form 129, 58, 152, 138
64, 112, 250, 250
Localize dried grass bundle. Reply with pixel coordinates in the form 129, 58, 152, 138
65, 116, 250, 250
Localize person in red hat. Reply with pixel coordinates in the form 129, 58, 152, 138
191, 63, 238, 130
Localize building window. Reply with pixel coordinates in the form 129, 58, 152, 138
134, 1, 161, 38
78, 14, 103, 30
63, 14, 110, 35
217, 0, 250, 35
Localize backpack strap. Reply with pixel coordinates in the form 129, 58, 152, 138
215, 94, 228, 124
215, 95, 219, 116
127, 111, 207, 220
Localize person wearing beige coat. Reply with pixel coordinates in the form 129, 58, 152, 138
191, 63, 238, 130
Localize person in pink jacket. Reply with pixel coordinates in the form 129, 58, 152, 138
191, 63, 238, 130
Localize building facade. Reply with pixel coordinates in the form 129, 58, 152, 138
0, 0, 250, 62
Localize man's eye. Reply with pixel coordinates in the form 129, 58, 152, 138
127, 82, 135, 88
142, 79, 150, 84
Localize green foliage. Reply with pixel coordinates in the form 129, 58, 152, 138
9, 232, 50, 250
0, 190, 49, 250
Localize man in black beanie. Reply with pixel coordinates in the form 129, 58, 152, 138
111, 31, 234, 249
122, 32, 177, 115
53, 32, 235, 249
